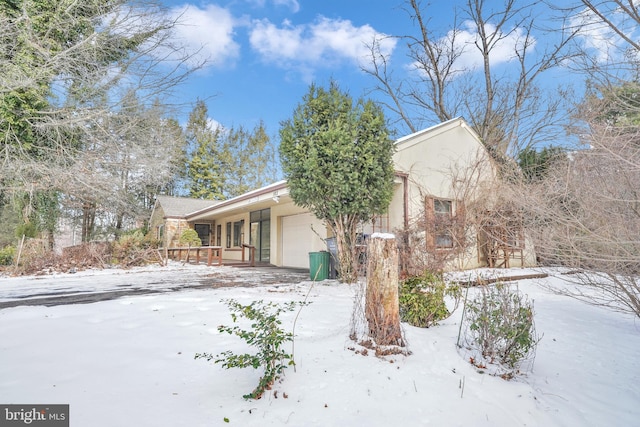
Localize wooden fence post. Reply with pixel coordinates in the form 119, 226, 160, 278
365, 233, 404, 347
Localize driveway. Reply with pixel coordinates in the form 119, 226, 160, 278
0, 264, 313, 309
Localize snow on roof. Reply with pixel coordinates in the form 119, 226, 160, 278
155, 195, 221, 218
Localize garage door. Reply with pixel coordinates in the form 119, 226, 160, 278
281, 213, 326, 268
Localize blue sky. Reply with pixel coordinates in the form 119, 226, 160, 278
156, 0, 624, 141
160, 0, 415, 136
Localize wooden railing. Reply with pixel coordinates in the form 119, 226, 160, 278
166, 246, 223, 266
241, 243, 256, 267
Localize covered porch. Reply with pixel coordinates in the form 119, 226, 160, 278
183, 181, 329, 270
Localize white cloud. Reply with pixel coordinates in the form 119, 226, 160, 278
168, 4, 240, 69
273, 0, 300, 13
249, 19, 303, 60
207, 117, 224, 132
249, 16, 396, 77
246, 0, 300, 13
570, 7, 627, 64
452, 21, 531, 71
406, 20, 534, 78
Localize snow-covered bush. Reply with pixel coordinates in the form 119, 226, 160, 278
398, 272, 460, 328
461, 283, 540, 377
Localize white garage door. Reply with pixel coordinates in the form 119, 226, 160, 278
281, 213, 325, 268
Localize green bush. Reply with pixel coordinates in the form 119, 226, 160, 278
196, 299, 307, 400
0, 245, 15, 266
15, 222, 37, 238
179, 228, 201, 247
399, 272, 460, 328
464, 283, 539, 370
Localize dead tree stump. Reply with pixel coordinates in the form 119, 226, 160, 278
365, 234, 404, 347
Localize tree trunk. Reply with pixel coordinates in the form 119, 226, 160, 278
365, 234, 404, 346
81, 201, 96, 242
332, 214, 358, 283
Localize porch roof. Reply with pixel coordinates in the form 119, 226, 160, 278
185, 180, 289, 221
155, 195, 221, 219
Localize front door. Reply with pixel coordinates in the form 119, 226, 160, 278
250, 209, 270, 263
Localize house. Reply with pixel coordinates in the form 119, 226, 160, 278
149, 196, 222, 248
149, 118, 537, 271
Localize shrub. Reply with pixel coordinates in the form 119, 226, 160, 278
179, 229, 201, 247
15, 222, 37, 239
61, 242, 112, 269
399, 272, 460, 328
0, 245, 15, 266
462, 283, 540, 373
112, 230, 160, 267
195, 299, 308, 400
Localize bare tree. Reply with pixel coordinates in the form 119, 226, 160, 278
60, 95, 186, 241
396, 150, 507, 275
514, 85, 640, 318
364, 0, 578, 157
576, 1, 640, 52
502, 1, 640, 318
1, 0, 201, 243
557, 1, 640, 89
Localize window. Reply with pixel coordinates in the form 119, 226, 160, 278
434, 200, 453, 249
157, 225, 164, 246
233, 220, 243, 247
216, 224, 221, 247
194, 224, 210, 246
226, 222, 231, 248
426, 197, 462, 251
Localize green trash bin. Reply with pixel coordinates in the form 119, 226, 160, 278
309, 251, 329, 281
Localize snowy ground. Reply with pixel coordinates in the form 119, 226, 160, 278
0, 263, 638, 426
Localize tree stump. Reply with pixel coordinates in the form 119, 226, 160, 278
365, 234, 404, 347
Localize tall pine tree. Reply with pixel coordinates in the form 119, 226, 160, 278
222, 121, 277, 198
185, 101, 226, 200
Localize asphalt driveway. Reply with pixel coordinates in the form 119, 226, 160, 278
0, 265, 312, 310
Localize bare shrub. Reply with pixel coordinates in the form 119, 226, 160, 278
11, 238, 55, 275
112, 231, 161, 268
396, 223, 451, 276
511, 84, 640, 318
62, 242, 113, 269
396, 150, 512, 275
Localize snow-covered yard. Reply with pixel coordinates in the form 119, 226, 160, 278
0, 263, 638, 426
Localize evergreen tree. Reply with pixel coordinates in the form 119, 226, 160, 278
517, 146, 565, 183
222, 121, 277, 198
279, 82, 395, 283
185, 101, 226, 200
